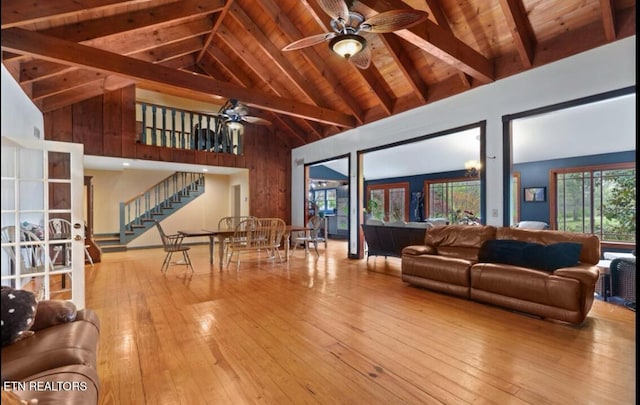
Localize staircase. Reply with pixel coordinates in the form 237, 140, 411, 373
95, 172, 205, 252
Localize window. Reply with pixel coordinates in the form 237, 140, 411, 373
366, 183, 410, 222
425, 178, 481, 224
311, 188, 337, 215
552, 163, 635, 243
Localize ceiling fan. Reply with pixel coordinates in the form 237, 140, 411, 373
282, 0, 428, 69
217, 99, 271, 131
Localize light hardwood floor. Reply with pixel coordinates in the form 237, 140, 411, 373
86, 241, 636, 405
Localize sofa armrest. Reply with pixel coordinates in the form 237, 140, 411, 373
402, 245, 437, 256
30, 300, 77, 332
554, 265, 599, 285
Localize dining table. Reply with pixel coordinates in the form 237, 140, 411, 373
179, 225, 311, 270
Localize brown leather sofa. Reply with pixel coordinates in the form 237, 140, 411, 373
1, 301, 100, 404
401, 225, 601, 324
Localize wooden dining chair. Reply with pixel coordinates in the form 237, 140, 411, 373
217, 216, 256, 263
1, 225, 49, 299
155, 221, 194, 274
225, 218, 285, 269
292, 216, 326, 256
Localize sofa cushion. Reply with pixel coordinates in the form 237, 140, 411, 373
31, 300, 78, 332
424, 225, 497, 261
1, 287, 37, 347
479, 240, 582, 271
496, 227, 601, 265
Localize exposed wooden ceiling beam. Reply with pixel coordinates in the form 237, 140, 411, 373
257, 0, 365, 124
200, 45, 315, 144
424, 0, 471, 89
598, 0, 617, 42
214, 25, 324, 140
379, 34, 429, 104
358, 0, 494, 83
19, 19, 213, 85
196, 0, 233, 63
227, 4, 334, 111
36, 0, 224, 43
2, 27, 357, 128
497, 0, 536, 69
33, 37, 204, 101
40, 76, 134, 112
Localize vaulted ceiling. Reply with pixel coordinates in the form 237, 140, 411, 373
1, 0, 635, 148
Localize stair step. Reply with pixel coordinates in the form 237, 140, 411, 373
100, 244, 128, 253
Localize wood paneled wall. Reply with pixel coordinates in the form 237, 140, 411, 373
43, 85, 292, 222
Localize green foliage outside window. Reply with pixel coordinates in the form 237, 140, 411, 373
427, 179, 481, 224
556, 167, 635, 243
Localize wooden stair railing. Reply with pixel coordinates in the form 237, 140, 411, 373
118, 172, 205, 244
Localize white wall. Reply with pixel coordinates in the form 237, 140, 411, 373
291, 36, 637, 256
1, 65, 44, 139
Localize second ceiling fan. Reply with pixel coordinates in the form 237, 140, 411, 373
217, 99, 271, 131
282, 0, 428, 69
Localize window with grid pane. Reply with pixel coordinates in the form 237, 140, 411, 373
553, 164, 635, 243
425, 178, 481, 224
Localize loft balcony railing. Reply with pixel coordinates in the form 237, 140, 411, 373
136, 101, 244, 155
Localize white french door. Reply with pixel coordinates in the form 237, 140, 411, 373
1, 136, 85, 308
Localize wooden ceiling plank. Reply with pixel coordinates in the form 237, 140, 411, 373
380, 34, 429, 104
130, 37, 205, 64
200, 47, 319, 144
598, 0, 617, 41
40, 75, 134, 112
2, 27, 356, 128
158, 54, 199, 71
38, 0, 225, 43
209, 29, 325, 141
424, 0, 471, 89
40, 79, 107, 113
196, 0, 234, 63
227, 4, 334, 109
199, 51, 307, 145
20, 19, 213, 84
81, 19, 214, 56
19, 60, 75, 84
497, 0, 535, 69
257, 0, 365, 123
356, 66, 394, 115
32, 70, 109, 101
303, 0, 425, 110
1, 0, 135, 29
358, 0, 494, 83
29, 35, 204, 102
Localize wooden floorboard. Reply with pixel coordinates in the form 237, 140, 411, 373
85, 241, 636, 405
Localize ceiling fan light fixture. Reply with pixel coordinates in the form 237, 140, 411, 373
226, 120, 244, 134
329, 34, 366, 59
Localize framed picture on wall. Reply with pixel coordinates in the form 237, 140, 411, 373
524, 187, 546, 202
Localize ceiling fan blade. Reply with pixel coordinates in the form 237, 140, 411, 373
282, 32, 336, 51
360, 10, 428, 33
317, 0, 350, 21
349, 46, 371, 69
233, 102, 249, 116
243, 116, 272, 126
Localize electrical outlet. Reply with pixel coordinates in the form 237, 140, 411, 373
491, 209, 499, 217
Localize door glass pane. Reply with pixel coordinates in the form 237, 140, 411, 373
1, 138, 83, 306
370, 189, 385, 220
388, 188, 406, 222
